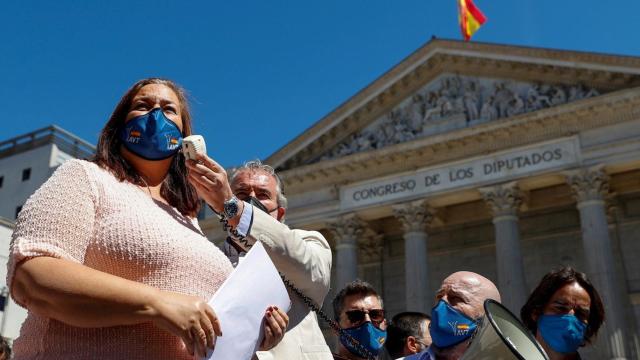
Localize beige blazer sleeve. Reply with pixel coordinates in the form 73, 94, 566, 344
245, 207, 332, 306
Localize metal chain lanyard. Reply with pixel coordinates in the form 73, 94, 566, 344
219, 217, 378, 360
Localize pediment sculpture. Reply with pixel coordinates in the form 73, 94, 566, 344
316, 75, 600, 163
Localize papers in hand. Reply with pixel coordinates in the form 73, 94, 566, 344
204, 241, 291, 360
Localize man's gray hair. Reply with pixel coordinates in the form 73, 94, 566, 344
230, 159, 288, 209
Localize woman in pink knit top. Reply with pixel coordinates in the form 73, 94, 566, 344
7, 78, 288, 359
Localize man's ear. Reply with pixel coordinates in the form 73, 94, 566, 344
277, 207, 286, 222
406, 336, 419, 353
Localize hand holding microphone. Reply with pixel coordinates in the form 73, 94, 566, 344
183, 136, 289, 355
184, 136, 242, 220
182, 135, 206, 162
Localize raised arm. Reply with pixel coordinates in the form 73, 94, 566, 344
185, 155, 332, 305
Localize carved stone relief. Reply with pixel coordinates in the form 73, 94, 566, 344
565, 165, 610, 203
327, 214, 383, 263
316, 75, 601, 162
479, 182, 523, 217
326, 214, 366, 248
392, 200, 435, 233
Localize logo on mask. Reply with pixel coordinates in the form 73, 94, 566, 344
166, 134, 180, 150
448, 322, 471, 336
127, 130, 142, 144
430, 300, 479, 348
339, 321, 387, 358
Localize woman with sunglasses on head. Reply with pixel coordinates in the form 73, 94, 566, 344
7, 78, 288, 359
521, 266, 605, 360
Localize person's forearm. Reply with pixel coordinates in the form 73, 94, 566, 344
13, 256, 161, 328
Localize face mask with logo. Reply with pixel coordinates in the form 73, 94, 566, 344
118, 108, 183, 160
339, 321, 387, 358
430, 300, 479, 348
537, 314, 586, 354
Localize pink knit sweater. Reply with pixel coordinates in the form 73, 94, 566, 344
7, 159, 233, 359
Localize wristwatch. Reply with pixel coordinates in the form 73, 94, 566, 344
222, 195, 240, 219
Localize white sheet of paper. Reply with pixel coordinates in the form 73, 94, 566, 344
204, 241, 291, 360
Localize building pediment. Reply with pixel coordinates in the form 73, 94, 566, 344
267, 39, 640, 172
277, 86, 640, 222
315, 74, 601, 163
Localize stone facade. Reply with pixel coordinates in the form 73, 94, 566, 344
200, 40, 640, 359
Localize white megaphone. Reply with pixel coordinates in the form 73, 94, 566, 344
460, 299, 549, 360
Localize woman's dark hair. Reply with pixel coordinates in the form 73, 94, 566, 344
0, 336, 11, 360
93, 78, 199, 217
520, 266, 605, 344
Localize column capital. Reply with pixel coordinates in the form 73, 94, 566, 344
479, 181, 523, 218
564, 165, 610, 204
392, 199, 435, 233
327, 213, 368, 248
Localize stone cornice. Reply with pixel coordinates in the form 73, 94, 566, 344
266, 39, 640, 170
279, 87, 640, 194
435, 41, 640, 75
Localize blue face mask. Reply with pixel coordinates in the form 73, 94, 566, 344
430, 300, 478, 348
118, 108, 183, 160
339, 321, 387, 358
538, 314, 586, 354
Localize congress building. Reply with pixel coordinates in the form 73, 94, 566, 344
202, 39, 640, 359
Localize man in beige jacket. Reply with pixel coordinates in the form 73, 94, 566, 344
192, 157, 334, 359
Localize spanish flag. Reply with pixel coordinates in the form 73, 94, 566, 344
458, 0, 487, 41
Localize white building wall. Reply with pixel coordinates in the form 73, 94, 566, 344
0, 218, 27, 340
0, 144, 62, 220
0, 134, 91, 341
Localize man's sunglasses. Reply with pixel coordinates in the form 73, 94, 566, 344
345, 309, 385, 324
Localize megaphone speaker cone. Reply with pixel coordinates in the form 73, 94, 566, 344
460, 299, 549, 360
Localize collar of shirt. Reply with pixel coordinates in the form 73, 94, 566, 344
401, 347, 434, 360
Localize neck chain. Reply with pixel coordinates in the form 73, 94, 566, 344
139, 176, 153, 196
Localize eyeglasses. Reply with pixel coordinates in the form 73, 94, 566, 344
345, 309, 385, 325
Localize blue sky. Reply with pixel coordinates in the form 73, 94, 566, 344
2, 1, 639, 166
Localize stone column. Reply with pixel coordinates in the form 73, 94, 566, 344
393, 200, 434, 313
328, 214, 367, 288
566, 166, 628, 360
479, 182, 528, 313
358, 233, 384, 264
